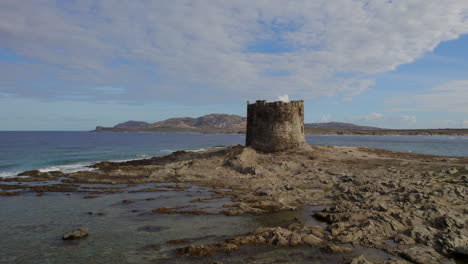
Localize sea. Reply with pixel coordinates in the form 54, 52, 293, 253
1, 131, 468, 177
1, 132, 467, 263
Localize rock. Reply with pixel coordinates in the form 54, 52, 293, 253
18, 170, 45, 177
410, 226, 437, 245
322, 243, 353, 254
289, 232, 302, 246
301, 234, 323, 246
394, 234, 415, 245
138, 244, 161, 251
255, 188, 272, 196
465, 165, 468, 171
136, 225, 168, 232
178, 243, 239, 257
167, 239, 192, 244
17, 170, 63, 178
350, 255, 374, 264
393, 245, 443, 264
122, 199, 134, 204
309, 226, 326, 238
383, 258, 411, 264
447, 168, 458, 175
438, 229, 468, 256
63, 227, 89, 240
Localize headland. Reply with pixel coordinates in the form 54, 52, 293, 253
2, 144, 467, 263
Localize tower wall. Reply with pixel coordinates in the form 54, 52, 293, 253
246, 100, 305, 152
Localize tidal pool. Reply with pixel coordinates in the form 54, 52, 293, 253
1, 183, 403, 264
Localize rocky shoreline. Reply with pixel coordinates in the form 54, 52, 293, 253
1, 144, 467, 263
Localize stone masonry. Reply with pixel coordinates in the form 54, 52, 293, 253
246, 100, 305, 152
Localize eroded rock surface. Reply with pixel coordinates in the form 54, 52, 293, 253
7, 144, 468, 262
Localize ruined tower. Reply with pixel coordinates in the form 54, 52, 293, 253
246, 100, 305, 152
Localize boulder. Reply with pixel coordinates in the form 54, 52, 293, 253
350, 255, 374, 264
63, 227, 89, 240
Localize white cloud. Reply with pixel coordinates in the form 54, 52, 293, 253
432, 120, 460, 128
277, 94, 289, 102
352, 113, 418, 128
363, 113, 385, 121
387, 80, 468, 112
463, 120, 468, 128
0, 1, 467, 103
401, 115, 417, 124
320, 114, 332, 122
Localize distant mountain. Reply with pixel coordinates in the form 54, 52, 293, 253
93, 114, 246, 132
305, 122, 381, 130
114, 121, 149, 129
94, 120, 149, 132
93, 115, 383, 132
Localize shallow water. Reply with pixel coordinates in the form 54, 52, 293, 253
0, 183, 403, 264
0, 184, 253, 263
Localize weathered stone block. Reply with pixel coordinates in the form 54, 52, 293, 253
246, 100, 305, 152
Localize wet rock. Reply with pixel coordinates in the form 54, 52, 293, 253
393, 245, 444, 264
309, 226, 326, 238
17, 170, 64, 178
122, 199, 134, 204
167, 239, 192, 244
178, 243, 239, 257
349, 255, 374, 264
83, 195, 99, 199
0, 191, 22, 196
322, 243, 353, 254
289, 232, 302, 246
383, 259, 411, 264
18, 170, 47, 177
63, 227, 89, 240
138, 244, 161, 251
136, 225, 168, 232
301, 234, 323, 246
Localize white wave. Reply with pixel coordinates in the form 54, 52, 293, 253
39, 163, 96, 174
189, 148, 206, 152
0, 171, 19, 178
160, 149, 175, 153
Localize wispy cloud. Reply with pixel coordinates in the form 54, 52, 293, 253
386, 80, 468, 112
350, 112, 417, 128
0, 1, 467, 103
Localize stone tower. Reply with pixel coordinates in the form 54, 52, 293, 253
246, 100, 305, 152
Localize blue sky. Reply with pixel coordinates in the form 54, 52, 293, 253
0, 1, 467, 130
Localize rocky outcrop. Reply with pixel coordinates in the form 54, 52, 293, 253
9, 144, 468, 262
178, 224, 326, 257
63, 227, 89, 240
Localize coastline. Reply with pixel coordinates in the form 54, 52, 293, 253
2, 144, 467, 263
92, 127, 468, 136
